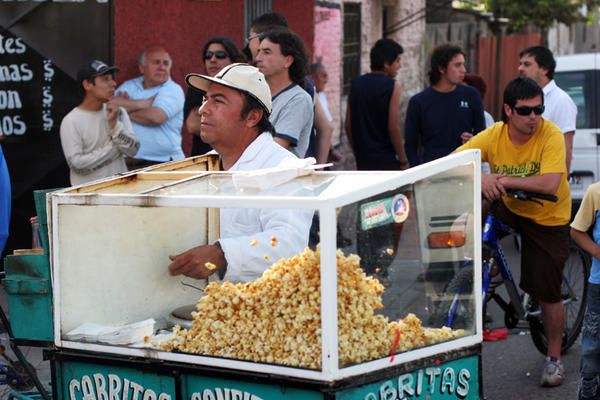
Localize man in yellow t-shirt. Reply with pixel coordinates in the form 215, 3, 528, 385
457, 77, 571, 387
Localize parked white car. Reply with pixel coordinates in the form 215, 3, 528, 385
554, 53, 600, 210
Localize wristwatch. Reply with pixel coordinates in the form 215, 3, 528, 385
214, 240, 227, 279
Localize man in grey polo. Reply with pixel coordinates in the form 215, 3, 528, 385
255, 30, 313, 158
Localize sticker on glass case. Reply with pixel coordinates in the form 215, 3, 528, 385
391, 193, 410, 223
360, 198, 393, 230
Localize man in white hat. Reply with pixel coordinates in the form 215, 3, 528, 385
167, 63, 312, 283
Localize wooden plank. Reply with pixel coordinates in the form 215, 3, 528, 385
13, 248, 45, 255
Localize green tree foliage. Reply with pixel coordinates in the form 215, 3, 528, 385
484, 0, 600, 31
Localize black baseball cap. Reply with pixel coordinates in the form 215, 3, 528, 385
77, 60, 120, 82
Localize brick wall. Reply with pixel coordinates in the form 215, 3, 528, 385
314, 3, 343, 146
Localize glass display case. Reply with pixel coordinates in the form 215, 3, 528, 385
50, 150, 481, 384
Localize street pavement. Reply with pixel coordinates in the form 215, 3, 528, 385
482, 326, 580, 399
481, 236, 582, 399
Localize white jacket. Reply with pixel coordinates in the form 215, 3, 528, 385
218, 133, 312, 283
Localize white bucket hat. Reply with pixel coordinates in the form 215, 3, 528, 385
185, 63, 272, 115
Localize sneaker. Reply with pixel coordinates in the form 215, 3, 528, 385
540, 357, 565, 387
577, 376, 600, 399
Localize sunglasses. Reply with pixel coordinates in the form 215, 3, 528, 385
513, 104, 545, 116
245, 33, 261, 44
204, 50, 228, 60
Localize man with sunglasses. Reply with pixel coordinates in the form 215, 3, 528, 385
184, 37, 245, 156
457, 76, 571, 388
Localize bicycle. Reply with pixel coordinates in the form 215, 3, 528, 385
432, 189, 590, 355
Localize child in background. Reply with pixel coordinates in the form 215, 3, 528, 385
570, 182, 600, 400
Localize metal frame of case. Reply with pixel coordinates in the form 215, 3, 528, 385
49, 150, 482, 383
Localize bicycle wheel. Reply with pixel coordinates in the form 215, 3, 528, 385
529, 241, 590, 355
429, 264, 474, 329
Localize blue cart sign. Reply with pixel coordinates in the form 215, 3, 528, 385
59, 361, 176, 400
184, 375, 322, 400
338, 356, 479, 400
57, 355, 478, 400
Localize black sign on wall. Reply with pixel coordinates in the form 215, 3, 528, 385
0, 29, 78, 142
0, 0, 112, 255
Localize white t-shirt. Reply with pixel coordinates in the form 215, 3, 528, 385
484, 111, 494, 128
318, 91, 333, 122
60, 105, 140, 186
543, 80, 577, 134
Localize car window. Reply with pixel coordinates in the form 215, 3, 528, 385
554, 70, 596, 129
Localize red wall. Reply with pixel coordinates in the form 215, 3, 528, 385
114, 1, 246, 89
274, 2, 315, 61
113, 0, 315, 155
478, 33, 541, 119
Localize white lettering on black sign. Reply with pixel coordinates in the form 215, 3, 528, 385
0, 34, 26, 54
0, 34, 39, 136
42, 60, 54, 131
0, 63, 33, 82
0, 32, 27, 132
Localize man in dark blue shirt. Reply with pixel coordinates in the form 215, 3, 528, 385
346, 38, 409, 170
404, 44, 485, 166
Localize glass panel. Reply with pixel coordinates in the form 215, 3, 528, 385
152, 172, 395, 198
335, 164, 476, 368
59, 202, 320, 369
554, 70, 596, 130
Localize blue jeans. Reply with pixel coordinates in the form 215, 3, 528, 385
580, 283, 600, 399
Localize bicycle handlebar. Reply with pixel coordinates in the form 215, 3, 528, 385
506, 189, 558, 203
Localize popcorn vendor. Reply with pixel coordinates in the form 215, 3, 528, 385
167, 64, 312, 283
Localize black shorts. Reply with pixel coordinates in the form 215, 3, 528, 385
496, 203, 569, 303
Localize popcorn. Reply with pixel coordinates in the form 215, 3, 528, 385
161, 247, 464, 368
270, 236, 279, 247
204, 262, 217, 271
250, 239, 258, 247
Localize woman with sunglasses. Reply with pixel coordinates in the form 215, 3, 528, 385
184, 36, 246, 156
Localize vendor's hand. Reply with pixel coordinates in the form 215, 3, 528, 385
482, 173, 507, 201
168, 244, 226, 280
